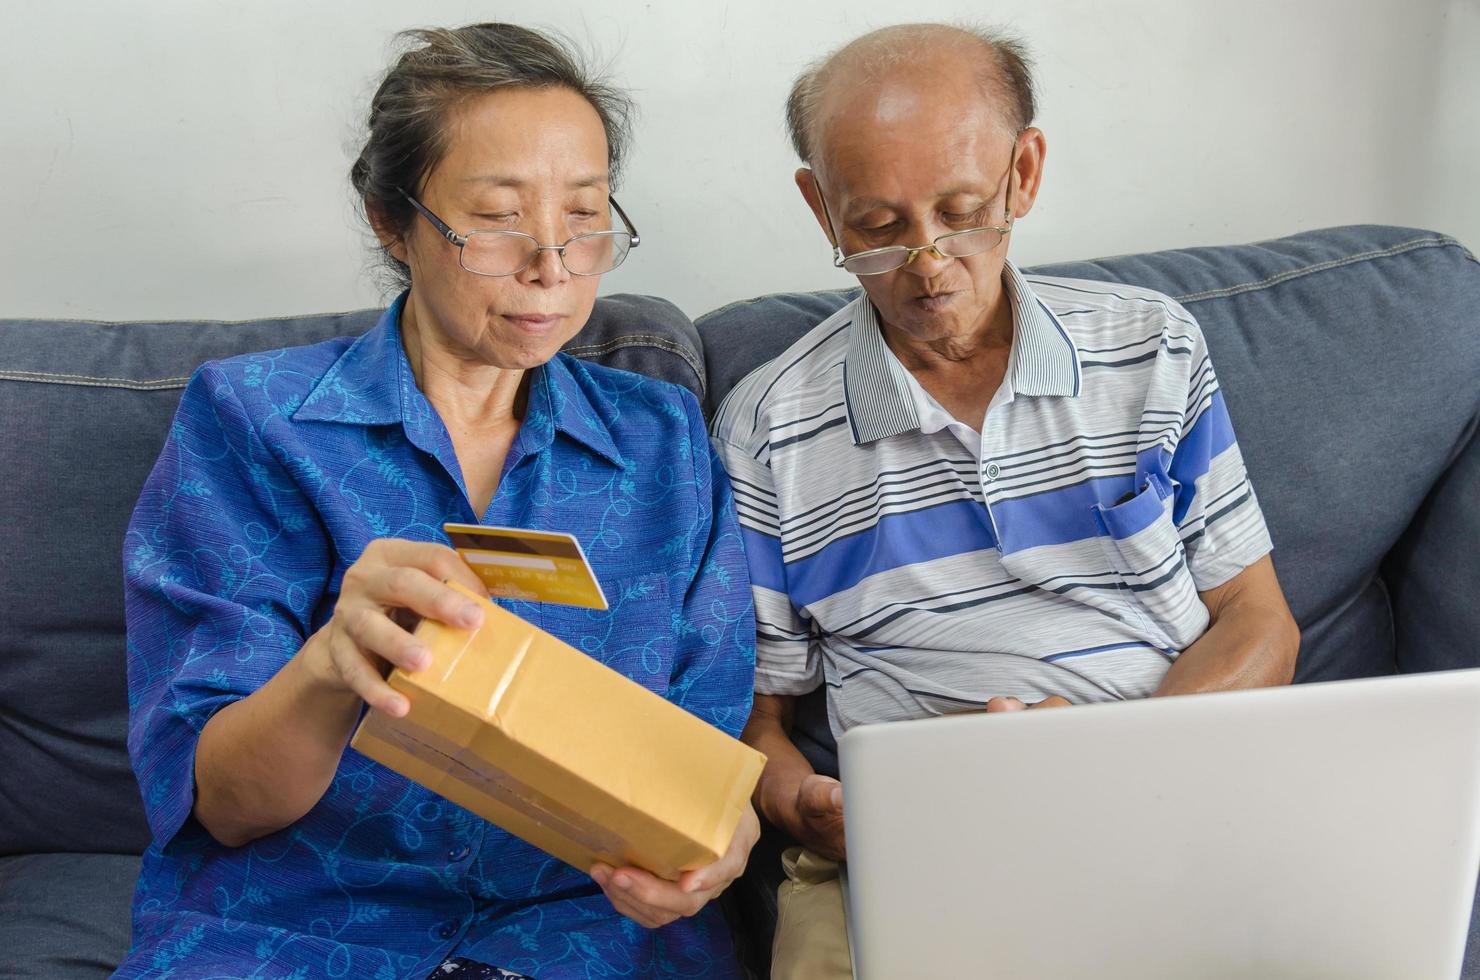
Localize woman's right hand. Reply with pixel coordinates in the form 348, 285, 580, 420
304, 538, 489, 717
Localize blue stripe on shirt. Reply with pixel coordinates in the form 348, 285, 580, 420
781, 446, 1182, 603
741, 526, 787, 594
993, 444, 1170, 552
1171, 390, 1237, 523
786, 499, 998, 607
1043, 641, 1177, 663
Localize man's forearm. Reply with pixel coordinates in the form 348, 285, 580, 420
740, 693, 815, 834
1154, 583, 1296, 698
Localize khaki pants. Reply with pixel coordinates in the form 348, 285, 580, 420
771, 846, 854, 980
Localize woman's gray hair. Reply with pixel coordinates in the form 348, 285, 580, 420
350, 23, 635, 290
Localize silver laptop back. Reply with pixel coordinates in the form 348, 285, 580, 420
840, 670, 1480, 979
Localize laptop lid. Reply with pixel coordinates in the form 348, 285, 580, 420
839, 670, 1480, 980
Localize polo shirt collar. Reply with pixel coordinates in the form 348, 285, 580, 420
842, 297, 922, 445
842, 261, 1082, 446
1001, 260, 1082, 399
295, 293, 626, 470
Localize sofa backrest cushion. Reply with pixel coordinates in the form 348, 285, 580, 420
697, 225, 1480, 689
0, 294, 702, 856
1384, 413, 1480, 674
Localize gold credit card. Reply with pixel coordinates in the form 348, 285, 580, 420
444, 523, 608, 610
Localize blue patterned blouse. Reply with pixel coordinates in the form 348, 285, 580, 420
118, 296, 756, 979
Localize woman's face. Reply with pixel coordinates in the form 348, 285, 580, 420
388, 86, 613, 370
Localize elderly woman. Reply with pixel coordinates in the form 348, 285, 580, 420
116, 23, 758, 980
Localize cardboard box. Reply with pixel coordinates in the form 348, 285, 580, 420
351, 582, 765, 880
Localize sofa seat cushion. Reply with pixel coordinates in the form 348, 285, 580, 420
0, 852, 140, 978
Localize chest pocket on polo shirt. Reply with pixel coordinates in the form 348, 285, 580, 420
538, 571, 676, 695
1091, 475, 1209, 650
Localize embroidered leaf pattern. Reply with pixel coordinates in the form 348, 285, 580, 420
122, 334, 753, 977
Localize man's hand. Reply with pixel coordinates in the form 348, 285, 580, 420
741, 693, 850, 861
589, 804, 760, 929
985, 695, 1072, 712
789, 773, 846, 861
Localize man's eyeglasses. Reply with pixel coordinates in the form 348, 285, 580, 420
814, 148, 1017, 276
400, 191, 640, 277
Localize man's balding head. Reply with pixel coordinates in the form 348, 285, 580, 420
786, 23, 1036, 175
784, 22, 1048, 351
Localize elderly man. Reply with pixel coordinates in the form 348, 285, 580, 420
710, 22, 1301, 976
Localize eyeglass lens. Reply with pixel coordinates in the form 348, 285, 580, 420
841, 227, 1006, 276
460, 231, 632, 277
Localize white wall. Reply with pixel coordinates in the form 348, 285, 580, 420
2, 0, 1475, 322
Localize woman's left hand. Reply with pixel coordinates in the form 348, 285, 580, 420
589, 804, 761, 929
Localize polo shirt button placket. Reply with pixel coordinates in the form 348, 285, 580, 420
979, 457, 1005, 549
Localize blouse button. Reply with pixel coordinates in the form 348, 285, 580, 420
436, 921, 458, 941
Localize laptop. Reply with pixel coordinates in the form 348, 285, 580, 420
839, 669, 1480, 979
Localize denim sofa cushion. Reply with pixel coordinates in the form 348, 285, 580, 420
0, 853, 140, 979
697, 226, 1480, 685
0, 294, 702, 858
1384, 413, 1480, 674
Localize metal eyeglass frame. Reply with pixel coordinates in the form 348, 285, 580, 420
399, 190, 641, 277
813, 146, 1018, 276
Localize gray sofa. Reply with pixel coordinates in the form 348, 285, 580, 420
1, 224, 1476, 978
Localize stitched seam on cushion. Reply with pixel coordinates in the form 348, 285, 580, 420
1173, 236, 1470, 304
0, 307, 380, 327
1, 336, 707, 393
563, 334, 707, 395
0, 371, 189, 391
0, 368, 192, 385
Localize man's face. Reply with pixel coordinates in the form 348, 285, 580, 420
801, 65, 1042, 344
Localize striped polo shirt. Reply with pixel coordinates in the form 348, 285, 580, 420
711, 262, 1273, 735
